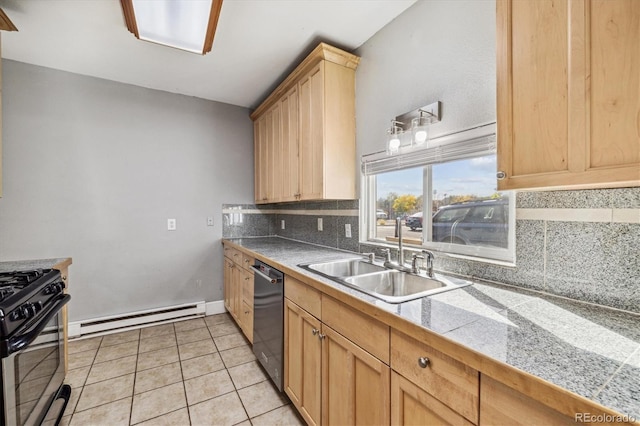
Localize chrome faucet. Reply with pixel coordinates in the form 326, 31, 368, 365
363, 252, 375, 263
408, 250, 435, 276
422, 249, 435, 278
396, 217, 405, 266
382, 218, 414, 273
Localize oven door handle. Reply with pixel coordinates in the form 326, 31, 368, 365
6, 294, 71, 356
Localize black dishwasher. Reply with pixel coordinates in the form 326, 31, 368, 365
251, 260, 284, 392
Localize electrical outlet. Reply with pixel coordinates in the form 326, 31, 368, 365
281, 220, 286, 230
167, 218, 176, 231
318, 218, 323, 231
207, 217, 214, 226
345, 223, 352, 238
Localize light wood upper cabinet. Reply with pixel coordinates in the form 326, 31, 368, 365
0, 32, 3, 198
280, 86, 300, 202
251, 43, 359, 204
497, 0, 640, 190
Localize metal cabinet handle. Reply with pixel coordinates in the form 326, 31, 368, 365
312, 329, 319, 335
418, 357, 430, 368
244, 277, 250, 281
318, 333, 326, 340
62, 276, 67, 281
496, 171, 506, 180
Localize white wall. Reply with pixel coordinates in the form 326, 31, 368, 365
0, 60, 254, 321
355, 0, 496, 162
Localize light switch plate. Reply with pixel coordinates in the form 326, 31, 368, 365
167, 218, 176, 231
318, 218, 323, 231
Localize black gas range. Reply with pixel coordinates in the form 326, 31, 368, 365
0, 268, 71, 426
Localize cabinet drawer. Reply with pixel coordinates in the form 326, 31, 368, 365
322, 296, 389, 364
241, 253, 255, 272
223, 245, 235, 260
241, 269, 254, 304
230, 249, 242, 265
391, 329, 479, 424
285, 276, 321, 319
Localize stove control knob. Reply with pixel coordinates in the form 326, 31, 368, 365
44, 282, 64, 295
20, 303, 38, 319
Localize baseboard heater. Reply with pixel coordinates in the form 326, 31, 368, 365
68, 301, 206, 338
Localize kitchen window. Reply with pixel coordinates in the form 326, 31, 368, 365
361, 123, 515, 264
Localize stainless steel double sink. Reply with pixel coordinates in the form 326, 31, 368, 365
298, 258, 470, 303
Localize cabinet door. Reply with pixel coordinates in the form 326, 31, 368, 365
588, 0, 640, 172
254, 116, 268, 203
223, 258, 233, 312
284, 299, 322, 426
298, 63, 325, 200
239, 269, 254, 342
496, 0, 640, 190
280, 86, 300, 202
266, 103, 282, 202
321, 325, 390, 426
240, 300, 253, 343
391, 372, 473, 426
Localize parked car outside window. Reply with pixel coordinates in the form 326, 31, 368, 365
406, 211, 423, 231
432, 198, 508, 248
376, 209, 388, 219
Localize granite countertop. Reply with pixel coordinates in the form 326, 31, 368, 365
0, 258, 72, 273
224, 236, 640, 419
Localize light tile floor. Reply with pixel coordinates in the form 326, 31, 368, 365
63, 314, 304, 426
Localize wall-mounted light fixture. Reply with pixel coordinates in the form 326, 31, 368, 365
387, 120, 404, 154
386, 101, 442, 154
120, 0, 224, 55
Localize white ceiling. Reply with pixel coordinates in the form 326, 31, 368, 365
0, 0, 416, 108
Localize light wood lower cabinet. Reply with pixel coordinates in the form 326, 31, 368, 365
284, 298, 322, 426
322, 324, 390, 425
284, 279, 390, 426
479, 375, 578, 425
392, 371, 474, 426
390, 330, 479, 424
223, 257, 234, 314
223, 245, 254, 342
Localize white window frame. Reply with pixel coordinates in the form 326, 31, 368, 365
360, 122, 516, 265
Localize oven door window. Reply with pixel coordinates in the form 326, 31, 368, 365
5, 313, 63, 426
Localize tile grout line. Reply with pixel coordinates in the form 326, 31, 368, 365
129, 330, 142, 426
590, 345, 640, 399
542, 219, 548, 291
176, 322, 193, 426
66, 316, 259, 425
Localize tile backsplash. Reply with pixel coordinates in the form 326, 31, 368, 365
223, 188, 639, 314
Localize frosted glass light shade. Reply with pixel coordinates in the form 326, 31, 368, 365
132, 0, 213, 53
